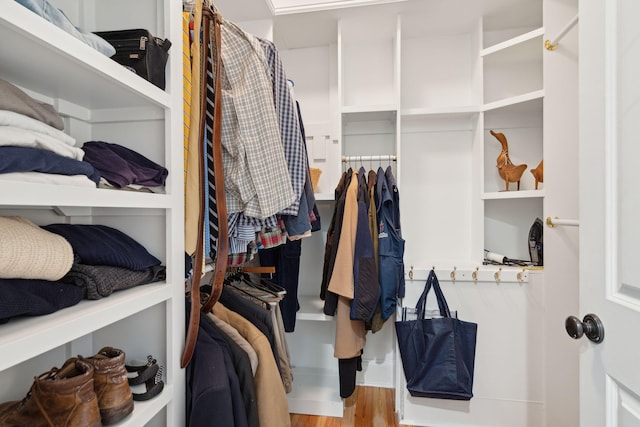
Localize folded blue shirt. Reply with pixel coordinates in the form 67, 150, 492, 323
0, 146, 100, 184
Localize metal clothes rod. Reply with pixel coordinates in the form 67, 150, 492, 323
341, 154, 397, 162
545, 14, 579, 51
546, 216, 579, 228
203, 263, 276, 274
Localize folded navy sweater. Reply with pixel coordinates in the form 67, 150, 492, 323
0, 146, 100, 184
42, 223, 161, 271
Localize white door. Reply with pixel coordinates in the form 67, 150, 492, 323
578, 0, 640, 425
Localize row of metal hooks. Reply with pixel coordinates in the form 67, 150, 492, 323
407, 265, 529, 284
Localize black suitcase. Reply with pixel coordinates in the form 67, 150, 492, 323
94, 29, 172, 90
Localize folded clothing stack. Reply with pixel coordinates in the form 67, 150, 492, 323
42, 223, 166, 299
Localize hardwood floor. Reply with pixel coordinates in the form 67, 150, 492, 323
289, 386, 417, 427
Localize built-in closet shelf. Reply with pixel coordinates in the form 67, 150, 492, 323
119, 384, 172, 427
0, 283, 172, 372
1, 0, 183, 422
287, 367, 342, 417
483, 89, 545, 112
297, 295, 334, 322
482, 189, 545, 200
314, 192, 335, 202
0, 3, 170, 111
481, 27, 545, 57
341, 105, 398, 115
0, 182, 174, 209
401, 105, 480, 119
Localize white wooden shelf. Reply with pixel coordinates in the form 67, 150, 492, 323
0, 283, 172, 372
483, 90, 545, 112
341, 105, 398, 115
287, 366, 342, 417
401, 105, 480, 118
297, 295, 335, 322
119, 383, 172, 427
0, 0, 184, 423
0, 182, 174, 209
314, 192, 335, 201
0, 2, 170, 112
481, 27, 545, 57
482, 189, 545, 200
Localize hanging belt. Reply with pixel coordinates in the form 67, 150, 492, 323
181, 5, 227, 368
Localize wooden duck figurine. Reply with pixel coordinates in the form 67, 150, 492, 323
531, 160, 543, 189
490, 130, 527, 191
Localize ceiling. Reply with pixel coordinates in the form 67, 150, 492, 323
212, 0, 542, 49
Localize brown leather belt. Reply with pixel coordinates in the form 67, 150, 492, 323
181, 5, 228, 368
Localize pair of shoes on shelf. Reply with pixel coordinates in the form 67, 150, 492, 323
125, 355, 164, 401
0, 347, 134, 427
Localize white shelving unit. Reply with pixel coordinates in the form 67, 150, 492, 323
0, 1, 183, 426
197, 0, 568, 425
0, 0, 581, 424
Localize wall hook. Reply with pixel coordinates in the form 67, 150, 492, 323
495, 267, 502, 283
408, 265, 414, 281
472, 267, 479, 282
450, 266, 457, 282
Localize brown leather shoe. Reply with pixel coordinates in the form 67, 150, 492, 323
83, 347, 134, 425
0, 358, 101, 427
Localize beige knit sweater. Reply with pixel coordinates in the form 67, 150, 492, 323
0, 216, 73, 280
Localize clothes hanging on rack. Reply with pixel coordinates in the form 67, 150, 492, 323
366, 168, 385, 333
255, 96, 320, 333
202, 270, 293, 426
258, 38, 307, 216
208, 311, 259, 375
223, 276, 294, 392
186, 6, 319, 338
182, 1, 318, 421
258, 239, 301, 332
219, 286, 282, 376
376, 165, 405, 319
184, 4, 319, 264
223, 42, 318, 261
320, 164, 405, 398
211, 301, 291, 427
204, 312, 259, 426
217, 21, 294, 219
182, 0, 229, 369
183, 0, 202, 257
351, 167, 381, 321
186, 303, 250, 427
188, 268, 293, 426
324, 169, 368, 399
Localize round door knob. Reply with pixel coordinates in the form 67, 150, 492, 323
565, 313, 604, 343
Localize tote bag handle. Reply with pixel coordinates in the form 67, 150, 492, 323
415, 269, 451, 319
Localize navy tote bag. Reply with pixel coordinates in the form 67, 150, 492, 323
395, 269, 477, 400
